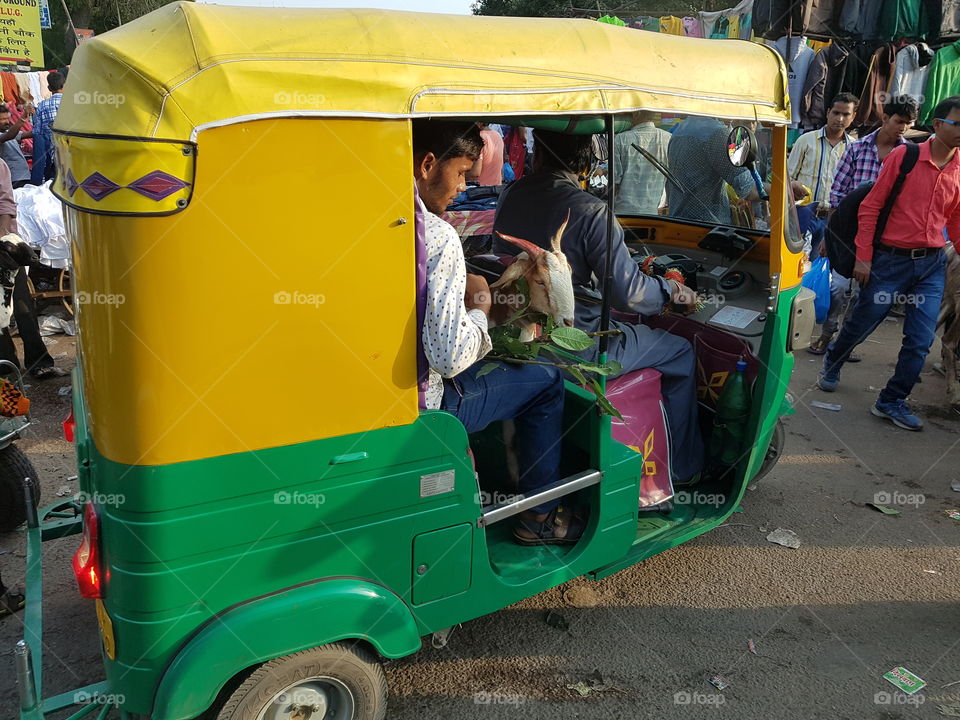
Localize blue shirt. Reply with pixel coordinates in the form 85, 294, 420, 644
31, 93, 61, 184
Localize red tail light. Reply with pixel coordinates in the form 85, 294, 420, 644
63, 409, 75, 443
72, 502, 103, 598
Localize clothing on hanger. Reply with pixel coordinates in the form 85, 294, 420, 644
801, 43, 850, 128
856, 43, 898, 128
839, 0, 884, 40
682, 16, 703, 37
752, 0, 803, 40
891, 43, 933, 101
771, 36, 816, 126
880, 0, 933, 40
659, 16, 685, 35
920, 38, 960, 123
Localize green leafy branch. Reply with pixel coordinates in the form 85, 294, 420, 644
477, 290, 623, 418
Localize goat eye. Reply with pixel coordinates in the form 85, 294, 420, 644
536, 280, 546, 286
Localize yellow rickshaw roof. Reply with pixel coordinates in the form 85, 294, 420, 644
57, 2, 790, 141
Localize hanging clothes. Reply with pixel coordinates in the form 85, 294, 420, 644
879, 0, 932, 40
659, 16, 685, 35
699, 11, 724, 38
752, 0, 803, 39
836, 43, 881, 99
855, 43, 898, 129
808, 38, 833, 52
891, 43, 935, 102
938, 0, 960, 38
13, 74, 31, 104
682, 16, 703, 37
27, 73, 44, 103
803, 0, 838, 38
632, 16, 660, 31
839, 0, 885, 40
801, 44, 850, 129
920, 39, 960, 123
771, 36, 816, 126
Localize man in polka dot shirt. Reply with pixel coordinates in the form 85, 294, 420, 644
415, 120, 585, 546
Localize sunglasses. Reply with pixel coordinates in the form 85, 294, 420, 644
938, 118, 960, 126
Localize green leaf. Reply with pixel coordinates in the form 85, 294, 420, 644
476, 363, 500, 378
549, 326, 595, 352
578, 360, 623, 377
568, 366, 588, 387
588, 378, 623, 420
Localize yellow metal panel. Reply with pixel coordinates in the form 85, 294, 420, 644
770, 125, 804, 289
72, 118, 418, 466
55, 3, 790, 142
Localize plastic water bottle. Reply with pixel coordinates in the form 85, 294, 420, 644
708, 360, 751, 468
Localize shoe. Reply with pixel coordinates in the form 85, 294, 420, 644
513, 505, 586, 546
847, 352, 862, 363
817, 368, 840, 392
871, 399, 923, 431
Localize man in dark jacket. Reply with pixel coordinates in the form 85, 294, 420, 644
493, 130, 704, 484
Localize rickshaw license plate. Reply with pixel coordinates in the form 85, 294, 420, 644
95, 598, 116, 660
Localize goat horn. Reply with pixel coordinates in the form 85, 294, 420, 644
496, 232, 544, 258
551, 209, 571, 253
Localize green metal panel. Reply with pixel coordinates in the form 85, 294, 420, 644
412, 524, 473, 605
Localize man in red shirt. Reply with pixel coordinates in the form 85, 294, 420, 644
818, 96, 960, 430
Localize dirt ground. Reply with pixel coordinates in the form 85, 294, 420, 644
1, 315, 959, 719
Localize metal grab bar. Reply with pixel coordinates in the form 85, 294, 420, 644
477, 469, 602, 527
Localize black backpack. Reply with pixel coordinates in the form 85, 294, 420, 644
825, 142, 920, 278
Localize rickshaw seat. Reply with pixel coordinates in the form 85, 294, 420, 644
605, 369, 673, 507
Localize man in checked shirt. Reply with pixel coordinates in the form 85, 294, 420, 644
818, 96, 960, 430
414, 119, 584, 546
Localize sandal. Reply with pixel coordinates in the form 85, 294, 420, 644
807, 336, 831, 355
30, 366, 66, 380
0, 589, 25, 617
513, 505, 586, 546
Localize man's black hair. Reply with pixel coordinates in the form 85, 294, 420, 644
47, 71, 64, 92
883, 94, 919, 120
933, 95, 960, 121
411, 120, 482, 162
830, 92, 859, 110
534, 130, 594, 176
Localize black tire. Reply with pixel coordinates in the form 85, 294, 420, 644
0, 444, 40, 532
750, 418, 785, 485
216, 642, 387, 720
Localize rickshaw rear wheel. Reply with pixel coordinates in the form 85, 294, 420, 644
216, 642, 387, 720
0, 444, 40, 532
750, 417, 785, 484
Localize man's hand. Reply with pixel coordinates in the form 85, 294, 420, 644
790, 181, 809, 202
853, 259, 871, 287
669, 279, 698, 314
23, 103, 33, 119
465, 273, 491, 316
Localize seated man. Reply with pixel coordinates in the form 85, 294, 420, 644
413, 119, 583, 546
494, 130, 704, 484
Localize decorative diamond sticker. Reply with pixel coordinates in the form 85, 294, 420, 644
79, 172, 121, 201
64, 169, 79, 197
128, 170, 190, 201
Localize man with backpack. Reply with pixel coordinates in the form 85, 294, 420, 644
808, 96, 918, 356
818, 96, 960, 431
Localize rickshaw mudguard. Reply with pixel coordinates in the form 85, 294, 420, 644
151, 577, 421, 720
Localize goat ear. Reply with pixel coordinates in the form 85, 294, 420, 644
496, 232, 543, 258
490, 255, 531, 289
551, 209, 571, 253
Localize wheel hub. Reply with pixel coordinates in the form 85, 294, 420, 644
258, 678, 355, 720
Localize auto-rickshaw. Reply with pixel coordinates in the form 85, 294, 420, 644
15, 4, 814, 718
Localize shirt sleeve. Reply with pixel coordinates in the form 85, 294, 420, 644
947, 205, 960, 254
580, 204, 672, 316
422, 217, 492, 378
830, 145, 855, 208
854, 145, 905, 263
786, 134, 806, 182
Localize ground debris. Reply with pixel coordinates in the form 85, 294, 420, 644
708, 674, 731, 691
563, 586, 598, 608
766, 527, 801, 548
544, 610, 569, 631
565, 670, 615, 696
867, 503, 901, 515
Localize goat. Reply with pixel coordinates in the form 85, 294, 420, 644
939, 244, 960, 407
489, 212, 575, 342
0, 234, 36, 330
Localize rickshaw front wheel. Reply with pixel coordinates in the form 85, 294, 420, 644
216, 642, 387, 720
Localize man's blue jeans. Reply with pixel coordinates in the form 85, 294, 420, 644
825, 248, 947, 403
441, 361, 564, 514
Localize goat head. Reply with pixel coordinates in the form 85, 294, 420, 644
492, 211, 575, 330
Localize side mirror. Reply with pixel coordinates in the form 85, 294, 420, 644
727, 126, 757, 167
